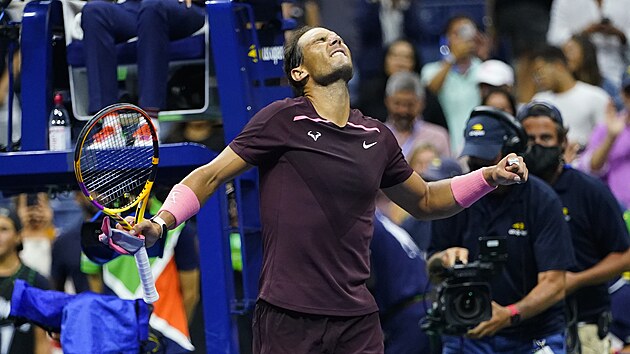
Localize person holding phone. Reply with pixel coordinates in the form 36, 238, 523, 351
421, 15, 487, 155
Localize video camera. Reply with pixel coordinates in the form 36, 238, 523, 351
421, 236, 507, 336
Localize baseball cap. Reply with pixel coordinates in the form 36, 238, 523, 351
475, 60, 514, 87
461, 113, 511, 160
421, 157, 464, 181
516, 100, 564, 126
622, 65, 630, 90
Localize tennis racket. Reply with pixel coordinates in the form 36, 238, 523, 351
74, 103, 159, 303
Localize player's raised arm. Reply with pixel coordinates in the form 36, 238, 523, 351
383, 153, 526, 220
133, 146, 252, 247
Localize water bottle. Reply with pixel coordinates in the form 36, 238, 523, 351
48, 93, 71, 151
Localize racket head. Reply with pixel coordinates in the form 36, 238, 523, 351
74, 104, 159, 216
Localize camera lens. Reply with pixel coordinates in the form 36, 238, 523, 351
453, 290, 484, 320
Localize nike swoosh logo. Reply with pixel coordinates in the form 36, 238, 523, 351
363, 141, 377, 149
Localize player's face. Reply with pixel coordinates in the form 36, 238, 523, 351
296, 27, 353, 86
0, 217, 19, 258
522, 116, 560, 147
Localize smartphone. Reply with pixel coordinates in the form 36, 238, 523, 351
26, 193, 39, 206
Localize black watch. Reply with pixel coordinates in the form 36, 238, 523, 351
149, 215, 168, 238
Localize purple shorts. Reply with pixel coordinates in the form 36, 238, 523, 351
252, 300, 384, 354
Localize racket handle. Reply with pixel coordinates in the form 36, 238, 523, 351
134, 247, 159, 303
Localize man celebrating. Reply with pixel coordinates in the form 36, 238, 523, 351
517, 101, 630, 354
428, 106, 574, 353
132, 27, 527, 353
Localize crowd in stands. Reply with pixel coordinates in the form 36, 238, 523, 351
1, 0, 630, 353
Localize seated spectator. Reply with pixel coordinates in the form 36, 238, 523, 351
562, 34, 623, 111
532, 45, 609, 153
578, 67, 630, 208
0, 206, 51, 354
421, 15, 484, 155
482, 87, 517, 116
80, 0, 207, 136
384, 71, 450, 158
475, 59, 515, 99
163, 120, 226, 152
15, 193, 54, 280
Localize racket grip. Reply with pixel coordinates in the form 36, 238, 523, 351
134, 247, 159, 303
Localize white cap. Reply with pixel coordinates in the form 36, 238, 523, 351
476, 60, 514, 87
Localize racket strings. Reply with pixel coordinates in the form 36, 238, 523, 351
79, 111, 156, 209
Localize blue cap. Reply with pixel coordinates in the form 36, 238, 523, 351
421, 157, 464, 181
622, 65, 630, 90
461, 114, 510, 160
516, 100, 564, 126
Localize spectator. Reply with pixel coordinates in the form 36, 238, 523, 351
0, 206, 51, 354
80, 0, 207, 135
163, 119, 226, 152
475, 59, 515, 99
384, 71, 451, 158
369, 205, 431, 354
428, 106, 574, 353
517, 100, 630, 354
355, 0, 422, 80
562, 34, 623, 111
486, 0, 553, 103
547, 0, 630, 89
532, 45, 609, 151
15, 193, 54, 280
579, 67, 630, 208
482, 87, 517, 116
421, 15, 483, 155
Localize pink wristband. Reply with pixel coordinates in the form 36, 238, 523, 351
159, 183, 200, 227
450, 169, 496, 208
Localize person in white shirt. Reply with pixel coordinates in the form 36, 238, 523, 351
532, 45, 609, 157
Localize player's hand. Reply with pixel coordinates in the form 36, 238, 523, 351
466, 302, 511, 339
115, 216, 160, 248
178, 0, 192, 8
440, 247, 469, 267
483, 153, 528, 186
130, 220, 162, 248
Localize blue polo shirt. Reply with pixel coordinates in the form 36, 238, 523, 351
553, 166, 630, 322
429, 176, 575, 339
370, 212, 430, 312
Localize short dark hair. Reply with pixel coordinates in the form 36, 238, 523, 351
284, 26, 314, 96
517, 101, 568, 143
444, 15, 478, 35
533, 45, 568, 67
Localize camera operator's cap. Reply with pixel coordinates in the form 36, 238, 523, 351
622, 65, 630, 90
0, 206, 21, 233
422, 157, 464, 181
516, 100, 564, 126
475, 60, 514, 87
461, 113, 509, 160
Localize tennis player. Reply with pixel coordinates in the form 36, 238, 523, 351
132, 26, 528, 353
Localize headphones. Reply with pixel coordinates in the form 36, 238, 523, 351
469, 105, 528, 155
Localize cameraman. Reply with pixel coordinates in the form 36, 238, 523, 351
517, 101, 630, 354
427, 106, 575, 353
